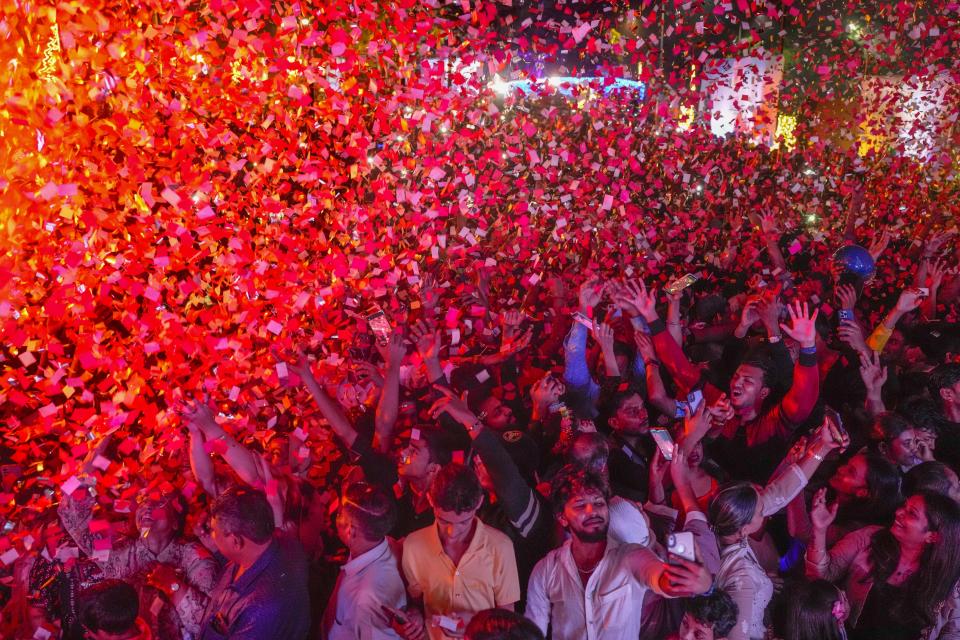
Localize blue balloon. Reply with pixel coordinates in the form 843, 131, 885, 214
833, 245, 875, 280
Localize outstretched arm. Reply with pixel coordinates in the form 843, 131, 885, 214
777, 301, 820, 426
182, 400, 261, 487
289, 354, 359, 448
375, 333, 406, 453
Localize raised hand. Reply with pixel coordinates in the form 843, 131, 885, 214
756, 295, 782, 336
760, 212, 780, 235
612, 279, 658, 321
779, 300, 818, 348
633, 332, 657, 363
409, 320, 442, 361
706, 393, 735, 426
928, 258, 951, 290
428, 386, 476, 427
418, 274, 440, 312
895, 288, 924, 313
181, 397, 218, 433
531, 375, 564, 415
837, 321, 868, 356
353, 361, 384, 388
835, 283, 858, 311
385, 332, 406, 369
809, 487, 839, 532
659, 555, 713, 597
868, 230, 891, 261
287, 351, 317, 385
924, 229, 955, 258
810, 414, 850, 455
592, 320, 616, 353
578, 277, 603, 313
859, 351, 888, 397
680, 400, 712, 447
736, 297, 760, 337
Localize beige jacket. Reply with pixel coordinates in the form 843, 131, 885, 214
805, 525, 960, 639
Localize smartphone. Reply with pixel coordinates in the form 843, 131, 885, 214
667, 531, 696, 563
837, 309, 855, 322
686, 389, 704, 413
572, 311, 593, 329
917, 287, 930, 297
650, 427, 675, 461
823, 406, 847, 445
366, 308, 392, 345
665, 273, 701, 295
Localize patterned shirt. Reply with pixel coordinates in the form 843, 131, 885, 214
59, 491, 219, 636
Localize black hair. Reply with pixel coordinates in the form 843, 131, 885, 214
899, 397, 946, 432
567, 431, 610, 474
417, 426, 457, 467
708, 482, 759, 538
78, 579, 139, 635
904, 462, 958, 500
428, 463, 484, 514
211, 486, 275, 544
465, 608, 545, 640
607, 383, 648, 415
685, 590, 739, 638
868, 491, 960, 625
776, 579, 845, 640
929, 363, 960, 398
837, 452, 903, 526
341, 482, 397, 542
868, 412, 912, 444
550, 464, 610, 516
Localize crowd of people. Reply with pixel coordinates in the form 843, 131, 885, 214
3, 129, 960, 638
4, 3, 960, 638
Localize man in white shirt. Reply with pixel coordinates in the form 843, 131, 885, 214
322, 482, 407, 640
569, 432, 652, 546
525, 465, 711, 640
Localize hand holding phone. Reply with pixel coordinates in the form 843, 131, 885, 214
667, 531, 697, 563
651, 428, 676, 461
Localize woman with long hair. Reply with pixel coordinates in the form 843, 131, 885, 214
790, 451, 902, 547
773, 579, 849, 640
806, 490, 960, 639
704, 421, 847, 640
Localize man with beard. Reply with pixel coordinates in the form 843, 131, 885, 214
623, 285, 820, 484
524, 466, 712, 640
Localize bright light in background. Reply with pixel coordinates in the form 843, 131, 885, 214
489, 74, 510, 95
677, 105, 696, 132
547, 76, 563, 87
772, 114, 798, 151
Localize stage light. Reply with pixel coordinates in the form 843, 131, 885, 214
489, 74, 510, 95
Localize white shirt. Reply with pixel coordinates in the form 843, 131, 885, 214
525, 536, 666, 640
607, 496, 652, 547
327, 539, 406, 640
